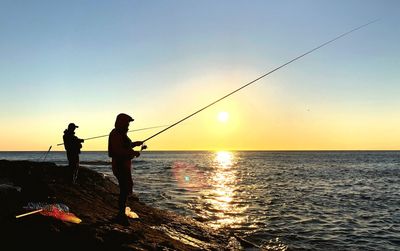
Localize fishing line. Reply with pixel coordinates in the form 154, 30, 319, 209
142, 19, 379, 143
39, 124, 169, 161
56, 125, 169, 146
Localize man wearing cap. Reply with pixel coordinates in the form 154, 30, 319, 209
108, 113, 144, 225
63, 123, 84, 184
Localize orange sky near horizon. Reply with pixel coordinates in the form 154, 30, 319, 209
1, 86, 399, 151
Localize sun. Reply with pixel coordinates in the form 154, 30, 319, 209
217, 111, 229, 123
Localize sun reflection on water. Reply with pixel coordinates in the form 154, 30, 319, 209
200, 151, 248, 229
216, 151, 233, 168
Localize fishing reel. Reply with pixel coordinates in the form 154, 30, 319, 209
141, 144, 148, 151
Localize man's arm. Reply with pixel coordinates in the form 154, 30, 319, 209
110, 133, 135, 159
131, 141, 143, 148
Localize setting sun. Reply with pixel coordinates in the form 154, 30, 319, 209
217, 112, 229, 123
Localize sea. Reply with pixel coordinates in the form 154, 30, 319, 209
1, 151, 399, 250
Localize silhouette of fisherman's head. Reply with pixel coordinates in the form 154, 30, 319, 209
67, 123, 78, 132
115, 113, 134, 133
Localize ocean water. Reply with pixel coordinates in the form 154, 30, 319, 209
1, 151, 399, 250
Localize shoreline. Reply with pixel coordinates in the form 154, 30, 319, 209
0, 159, 252, 250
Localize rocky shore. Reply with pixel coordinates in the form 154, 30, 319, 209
0, 160, 251, 251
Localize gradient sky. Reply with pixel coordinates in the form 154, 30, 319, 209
1, 0, 399, 151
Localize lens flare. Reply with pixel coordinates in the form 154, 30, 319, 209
172, 161, 205, 190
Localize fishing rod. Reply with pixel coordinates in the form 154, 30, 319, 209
142, 19, 378, 143
40, 124, 169, 161
56, 125, 169, 146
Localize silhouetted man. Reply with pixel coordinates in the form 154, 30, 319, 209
63, 123, 84, 184
108, 113, 143, 225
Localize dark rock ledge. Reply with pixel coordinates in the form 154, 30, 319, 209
0, 160, 256, 251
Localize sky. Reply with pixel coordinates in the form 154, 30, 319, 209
0, 0, 399, 151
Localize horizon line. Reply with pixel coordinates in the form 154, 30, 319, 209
1, 149, 399, 152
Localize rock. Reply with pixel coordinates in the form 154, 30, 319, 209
0, 179, 22, 222
0, 160, 243, 251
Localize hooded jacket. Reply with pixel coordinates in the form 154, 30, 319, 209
108, 114, 135, 159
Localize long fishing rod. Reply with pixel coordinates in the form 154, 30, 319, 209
40, 124, 168, 161
142, 19, 378, 143
56, 125, 169, 146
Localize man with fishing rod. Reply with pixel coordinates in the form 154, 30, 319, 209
63, 123, 84, 184
108, 113, 146, 225
105, 20, 377, 225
